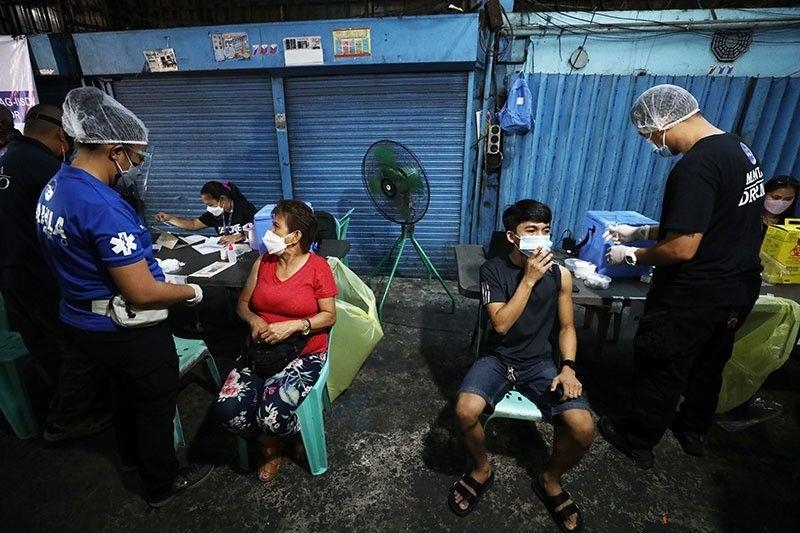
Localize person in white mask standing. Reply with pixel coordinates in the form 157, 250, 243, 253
154, 180, 256, 245
600, 84, 764, 470
214, 199, 337, 483
761, 175, 798, 236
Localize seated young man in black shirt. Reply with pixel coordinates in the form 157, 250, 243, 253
448, 200, 595, 532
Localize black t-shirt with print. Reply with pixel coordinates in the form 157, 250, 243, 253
198, 197, 257, 236
650, 133, 763, 308
480, 256, 562, 369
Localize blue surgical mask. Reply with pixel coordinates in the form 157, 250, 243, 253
648, 131, 674, 158
517, 235, 553, 256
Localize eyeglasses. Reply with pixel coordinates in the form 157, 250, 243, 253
120, 146, 151, 166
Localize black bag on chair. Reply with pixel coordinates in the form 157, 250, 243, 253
246, 335, 309, 378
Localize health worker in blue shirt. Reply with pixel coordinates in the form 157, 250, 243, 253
35, 87, 213, 508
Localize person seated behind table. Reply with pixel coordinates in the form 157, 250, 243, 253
448, 199, 595, 532
761, 175, 798, 237
154, 180, 256, 245
215, 199, 337, 482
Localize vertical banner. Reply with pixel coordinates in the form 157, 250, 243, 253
0, 36, 39, 131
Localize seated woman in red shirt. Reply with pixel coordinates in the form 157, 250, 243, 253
215, 199, 337, 482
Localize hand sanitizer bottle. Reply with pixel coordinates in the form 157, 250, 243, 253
226, 243, 237, 264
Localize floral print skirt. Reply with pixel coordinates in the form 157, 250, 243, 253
215, 351, 326, 437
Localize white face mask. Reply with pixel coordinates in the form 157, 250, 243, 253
262, 230, 288, 255
764, 197, 793, 215
517, 235, 553, 256
206, 204, 224, 217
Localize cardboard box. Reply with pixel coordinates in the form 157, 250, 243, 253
761, 218, 800, 268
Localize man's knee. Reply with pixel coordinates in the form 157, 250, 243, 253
455, 393, 485, 429
561, 409, 595, 450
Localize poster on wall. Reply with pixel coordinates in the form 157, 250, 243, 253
0, 36, 38, 132
211, 32, 251, 61
143, 48, 179, 72
333, 28, 371, 59
283, 36, 323, 66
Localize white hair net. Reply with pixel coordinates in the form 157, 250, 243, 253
630, 84, 700, 134
62, 86, 148, 145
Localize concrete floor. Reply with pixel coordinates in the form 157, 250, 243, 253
1, 278, 799, 532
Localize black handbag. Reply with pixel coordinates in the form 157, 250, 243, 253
246, 335, 309, 378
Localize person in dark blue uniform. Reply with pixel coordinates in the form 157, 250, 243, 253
35, 87, 213, 507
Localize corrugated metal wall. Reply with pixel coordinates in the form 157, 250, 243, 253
497, 74, 750, 240
740, 76, 800, 179
114, 72, 281, 230
285, 72, 468, 276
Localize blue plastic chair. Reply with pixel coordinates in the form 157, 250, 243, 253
0, 294, 38, 439
474, 306, 543, 425
173, 336, 222, 449
237, 334, 334, 475
485, 390, 542, 424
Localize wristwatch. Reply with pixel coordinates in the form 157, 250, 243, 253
560, 359, 576, 371
301, 318, 311, 336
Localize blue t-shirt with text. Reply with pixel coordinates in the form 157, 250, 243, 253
36, 164, 164, 331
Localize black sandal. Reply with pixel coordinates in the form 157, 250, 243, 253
531, 475, 584, 532
447, 471, 494, 517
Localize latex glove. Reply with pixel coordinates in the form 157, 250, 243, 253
603, 224, 649, 244
606, 245, 638, 265
185, 283, 204, 307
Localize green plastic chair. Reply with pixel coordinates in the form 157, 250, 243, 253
0, 294, 38, 439
334, 208, 355, 240
474, 306, 543, 425
173, 335, 222, 449
237, 334, 334, 475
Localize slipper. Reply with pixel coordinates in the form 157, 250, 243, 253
531, 475, 583, 532
447, 471, 494, 517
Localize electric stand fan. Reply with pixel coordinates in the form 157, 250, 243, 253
362, 139, 456, 319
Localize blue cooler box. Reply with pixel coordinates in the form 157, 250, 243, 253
578, 210, 657, 278
253, 202, 313, 254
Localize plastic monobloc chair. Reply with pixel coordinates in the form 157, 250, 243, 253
173, 335, 222, 449
237, 335, 333, 475
0, 294, 38, 439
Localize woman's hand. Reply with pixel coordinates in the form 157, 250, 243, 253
219, 233, 243, 246
248, 315, 270, 342
262, 320, 303, 344
154, 212, 172, 223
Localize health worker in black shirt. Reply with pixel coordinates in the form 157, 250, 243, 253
154, 180, 256, 245
599, 84, 763, 469
0, 103, 107, 441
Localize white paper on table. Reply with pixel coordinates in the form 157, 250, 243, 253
182, 234, 207, 245
152, 243, 162, 251
189, 261, 236, 278
192, 243, 223, 255
206, 236, 222, 246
